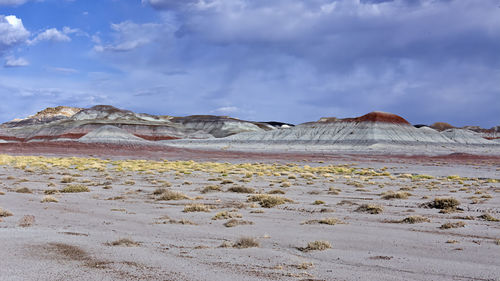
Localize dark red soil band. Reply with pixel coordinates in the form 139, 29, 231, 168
1, 142, 499, 165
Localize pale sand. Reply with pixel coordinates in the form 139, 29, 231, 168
0, 155, 499, 281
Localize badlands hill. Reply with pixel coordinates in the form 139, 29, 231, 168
0, 106, 498, 155
0, 105, 275, 142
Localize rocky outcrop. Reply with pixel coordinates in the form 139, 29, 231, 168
2, 106, 82, 128
0, 105, 270, 142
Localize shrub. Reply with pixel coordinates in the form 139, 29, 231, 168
201, 185, 222, 193
61, 184, 89, 193
355, 204, 383, 214
61, 176, 73, 183
227, 186, 255, 193
15, 187, 32, 194
478, 213, 499, 222
312, 200, 325, 205
440, 221, 466, 229
400, 215, 430, 224
223, 219, 254, 227
303, 217, 343, 225
381, 191, 411, 200
41, 195, 58, 203
156, 190, 189, 201
423, 197, 460, 210
299, 240, 331, 252
247, 194, 293, 208
267, 189, 285, 194
18, 215, 35, 227
212, 211, 242, 220
0, 207, 13, 217
183, 204, 210, 212
233, 237, 260, 248
107, 238, 140, 247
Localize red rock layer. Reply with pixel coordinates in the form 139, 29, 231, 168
341, 112, 411, 125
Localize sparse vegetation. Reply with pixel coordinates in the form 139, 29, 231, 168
212, 211, 242, 220
299, 240, 332, 252
303, 217, 344, 225
183, 204, 211, 212
223, 219, 254, 227
400, 216, 430, 224
201, 185, 222, 193
156, 190, 189, 201
0, 207, 13, 217
41, 195, 58, 203
107, 238, 140, 247
440, 221, 466, 229
227, 186, 255, 193
247, 194, 293, 208
478, 213, 499, 222
61, 176, 74, 183
15, 187, 32, 193
381, 191, 411, 199
356, 204, 383, 214
18, 215, 35, 227
233, 237, 260, 248
60, 184, 90, 193
423, 197, 460, 212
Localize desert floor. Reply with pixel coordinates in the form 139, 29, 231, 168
0, 152, 499, 281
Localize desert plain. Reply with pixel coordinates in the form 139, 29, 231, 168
1, 150, 499, 281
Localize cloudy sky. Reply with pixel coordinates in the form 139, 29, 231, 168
0, 0, 498, 127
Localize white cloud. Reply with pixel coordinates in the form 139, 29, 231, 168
212, 106, 238, 114
4, 56, 28, 67
47, 67, 78, 74
93, 21, 162, 52
28, 28, 71, 45
0, 15, 30, 48
0, 0, 29, 6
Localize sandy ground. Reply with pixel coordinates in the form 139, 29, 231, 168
0, 152, 499, 281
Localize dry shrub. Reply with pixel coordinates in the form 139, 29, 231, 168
328, 187, 341, 195
299, 240, 332, 252
41, 195, 58, 203
156, 190, 189, 201
422, 197, 460, 212
107, 238, 140, 247
61, 176, 73, 183
44, 189, 59, 195
400, 215, 430, 224
440, 221, 466, 229
247, 194, 293, 208
233, 237, 260, 249
61, 184, 89, 193
303, 217, 344, 225
227, 186, 255, 193
280, 181, 292, 188
212, 211, 242, 220
478, 213, 499, 222
381, 191, 411, 200
355, 204, 383, 214
267, 189, 285, 194
18, 215, 35, 227
152, 188, 167, 195
0, 207, 13, 217
201, 185, 222, 193
223, 219, 254, 227
296, 262, 314, 269
15, 187, 32, 194
220, 179, 234, 185
183, 204, 210, 212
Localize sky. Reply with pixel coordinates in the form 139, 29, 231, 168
0, 0, 499, 127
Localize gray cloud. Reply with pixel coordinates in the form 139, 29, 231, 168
42, 0, 496, 127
